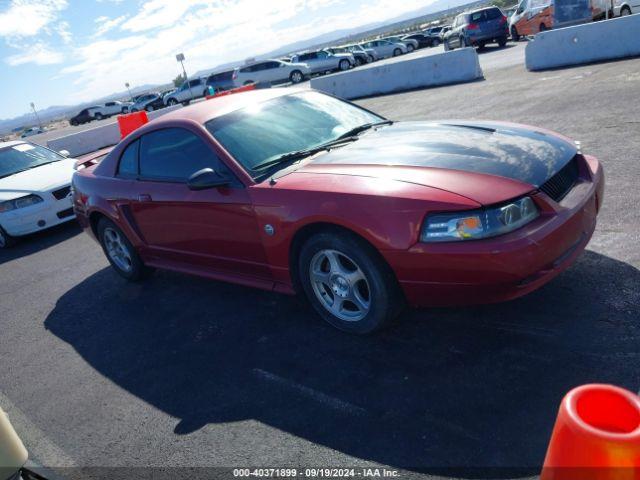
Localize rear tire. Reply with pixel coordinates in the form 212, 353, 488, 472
70, 120, 78, 126
539, 23, 548, 32
444, 39, 452, 51
621, 5, 631, 14
406, 44, 415, 52
145, 105, 154, 112
393, 48, 402, 56
338, 59, 350, 71
460, 36, 467, 47
355, 56, 364, 66
290, 70, 304, 84
167, 98, 178, 106
95, 113, 104, 120
432, 38, 441, 47
367, 54, 375, 63
299, 231, 404, 334
498, 36, 507, 47
0, 226, 16, 249
97, 218, 153, 282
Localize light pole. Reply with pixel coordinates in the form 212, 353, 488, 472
125, 82, 134, 102
30, 102, 43, 130
176, 53, 194, 101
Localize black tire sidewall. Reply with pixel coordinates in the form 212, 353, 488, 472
97, 218, 148, 281
298, 232, 402, 334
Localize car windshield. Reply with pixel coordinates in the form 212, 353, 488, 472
0, 143, 64, 179
205, 91, 383, 178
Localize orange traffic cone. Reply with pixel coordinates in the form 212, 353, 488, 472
117, 111, 148, 139
541, 384, 640, 480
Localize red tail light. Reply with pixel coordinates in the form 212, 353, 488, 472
500, 15, 507, 23
467, 23, 479, 30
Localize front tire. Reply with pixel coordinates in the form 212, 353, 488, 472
459, 36, 467, 48
299, 231, 403, 334
0, 226, 16, 249
367, 54, 375, 63
444, 38, 452, 51
97, 218, 153, 282
355, 56, 364, 67
338, 59, 350, 71
167, 98, 178, 106
95, 113, 104, 120
498, 36, 508, 47
406, 44, 415, 52
621, 5, 631, 15
393, 48, 402, 56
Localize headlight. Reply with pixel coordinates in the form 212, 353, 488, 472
0, 194, 44, 213
421, 196, 539, 242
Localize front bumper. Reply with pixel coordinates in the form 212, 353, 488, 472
383, 154, 604, 307
1, 191, 75, 237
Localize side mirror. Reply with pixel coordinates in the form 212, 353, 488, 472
59, 149, 70, 158
187, 168, 229, 191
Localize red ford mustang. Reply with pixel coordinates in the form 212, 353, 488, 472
73, 89, 604, 334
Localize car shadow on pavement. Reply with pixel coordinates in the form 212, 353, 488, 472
44, 249, 640, 477
0, 222, 81, 264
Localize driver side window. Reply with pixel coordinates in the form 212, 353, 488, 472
138, 128, 235, 184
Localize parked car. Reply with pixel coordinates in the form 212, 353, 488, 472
359, 39, 407, 59
383, 36, 419, 52
613, 0, 638, 15
69, 106, 100, 126
163, 78, 206, 106
509, 0, 591, 40
344, 44, 378, 63
401, 33, 434, 49
130, 92, 165, 112
0, 141, 77, 248
72, 88, 603, 334
424, 26, 445, 46
325, 46, 369, 66
233, 60, 311, 86
92, 101, 133, 120
444, 7, 509, 50
20, 127, 43, 138
439, 25, 452, 42
289, 50, 354, 74
205, 70, 237, 93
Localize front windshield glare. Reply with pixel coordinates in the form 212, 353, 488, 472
205, 91, 383, 176
0, 143, 64, 179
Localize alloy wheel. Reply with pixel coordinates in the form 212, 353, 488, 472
309, 249, 371, 322
291, 71, 303, 83
103, 227, 133, 273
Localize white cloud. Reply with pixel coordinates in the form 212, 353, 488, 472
5, 42, 64, 65
57, 0, 437, 103
94, 15, 129, 37
0, 0, 68, 38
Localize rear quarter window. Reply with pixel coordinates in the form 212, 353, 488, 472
118, 140, 139, 178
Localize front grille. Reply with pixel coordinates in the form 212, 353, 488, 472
57, 207, 74, 219
540, 156, 579, 202
52, 185, 71, 200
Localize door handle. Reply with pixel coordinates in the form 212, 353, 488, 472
138, 194, 152, 202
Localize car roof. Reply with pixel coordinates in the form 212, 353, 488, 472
151, 88, 305, 126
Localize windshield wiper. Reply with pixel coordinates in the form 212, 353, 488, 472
335, 120, 393, 140
251, 136, 359, 173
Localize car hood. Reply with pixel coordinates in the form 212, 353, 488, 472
295, 121, 577, 205
0, 158, 76, 201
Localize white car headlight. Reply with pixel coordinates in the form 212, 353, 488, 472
421, 196, 539, 242
0, 194, 44, 213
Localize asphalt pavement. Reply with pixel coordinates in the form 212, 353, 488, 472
1, 46, 639, 479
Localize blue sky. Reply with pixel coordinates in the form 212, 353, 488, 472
0, 0, 435, 120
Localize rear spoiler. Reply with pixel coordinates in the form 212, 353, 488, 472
74, 145, 115, 170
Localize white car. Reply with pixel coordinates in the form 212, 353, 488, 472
359, 40, 407, 59
233, 60, 311, 86
613, 0, 639, 15
163, 78, 207, 106
289, 50, 354, 74
0, 141, 76, 248
20, 127, 44, 138
384, 36, 419, 52
92, 101, 133, 120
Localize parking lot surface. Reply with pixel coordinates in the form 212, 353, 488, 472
1, 49, 639, 478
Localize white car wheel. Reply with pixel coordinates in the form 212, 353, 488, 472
339, 59, 350, 71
